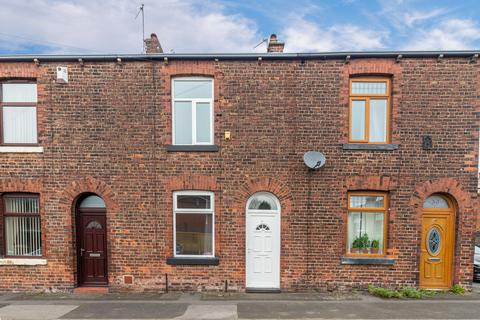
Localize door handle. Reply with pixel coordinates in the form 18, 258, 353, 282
428, 257, 440, 262
80, 248, 85, 256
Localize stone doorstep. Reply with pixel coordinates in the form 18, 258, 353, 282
72, 286, 109, 294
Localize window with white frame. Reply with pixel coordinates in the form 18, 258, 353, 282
173, 191, 214, 257
1, 82, 38, 144
172, 78, 213, 145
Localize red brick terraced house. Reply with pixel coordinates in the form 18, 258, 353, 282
0, 34, 478, 293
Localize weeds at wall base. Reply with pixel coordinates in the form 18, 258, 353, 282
368, 285, 467, 299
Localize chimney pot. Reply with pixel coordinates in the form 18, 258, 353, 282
267, 33, 284, 53
144, 33, 163, 54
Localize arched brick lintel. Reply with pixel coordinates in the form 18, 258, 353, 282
0, 178, 43, 194
409, 178, 475, 213
59, 176, 117, 214
346, 58, 402, 77
236, 177, 293, 214
166, 175, 217, 191
345, 175, 396, 191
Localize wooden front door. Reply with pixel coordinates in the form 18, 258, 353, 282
77, 213, 108, 286
419, 197, 454, 289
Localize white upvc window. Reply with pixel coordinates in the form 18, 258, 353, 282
172, 77, 214, 145
173, 191, 214, 258
1, 82, 38, 145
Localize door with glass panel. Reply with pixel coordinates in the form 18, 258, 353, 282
76, 195, 108, 286
420, 195, 454, 289
246, 192, 281, 290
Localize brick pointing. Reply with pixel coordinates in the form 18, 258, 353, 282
0, 57, 477, 292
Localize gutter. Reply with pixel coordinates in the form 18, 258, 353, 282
0, 51, 478, 62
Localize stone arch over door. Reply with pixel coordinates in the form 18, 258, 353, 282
410, 178, 477, 287
59, 177, 117, 287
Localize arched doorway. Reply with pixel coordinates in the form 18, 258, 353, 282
76, 194, 108, 287
419, 194, 455, 289
246, 192, 281, 290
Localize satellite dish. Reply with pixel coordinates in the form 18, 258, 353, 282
303, 151, 326, 170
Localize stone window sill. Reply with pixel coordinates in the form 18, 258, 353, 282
0, 146, 44, 153
166, 257, 219, 266
246, 288, 281, 293
166, 145, 219, 152
342, 144, 398, 151
0, 258, 47, 266
341, 256, 395, 265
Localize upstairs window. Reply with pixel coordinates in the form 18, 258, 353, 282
2, 194, 42, 257
172, 78, 213, 145
1, 82, 38, 144
349, 78, 390, 144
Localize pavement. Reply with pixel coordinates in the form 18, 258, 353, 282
0, 285, 478, 320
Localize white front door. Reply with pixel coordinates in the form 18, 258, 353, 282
246, 211, 280, 289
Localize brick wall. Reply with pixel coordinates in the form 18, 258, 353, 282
0, 57, 478, 292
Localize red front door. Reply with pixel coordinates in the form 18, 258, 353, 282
78, 214, 108, 286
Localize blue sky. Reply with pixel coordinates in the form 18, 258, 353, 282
0, 0, 479, 54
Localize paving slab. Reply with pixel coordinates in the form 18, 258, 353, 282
59, 302, 188, 319
177, 304, 237, 320
237, 301, 480, 319
0, 304, 78, 320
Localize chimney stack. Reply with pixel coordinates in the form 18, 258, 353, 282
144, 33, 163, 54
267, 34, 284, 53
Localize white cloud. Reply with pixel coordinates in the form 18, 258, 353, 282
283, 18, 387, 52
0, 0, 261, 54
404, 19, 480, 50
404, 8, 446, 27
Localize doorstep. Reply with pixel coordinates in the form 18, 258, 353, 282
73, 286, 109, 294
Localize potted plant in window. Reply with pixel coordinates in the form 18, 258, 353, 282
370, 239, 380, 254
351, 236, 362, 254
360, 233, 370, 254
351, 234, 370, 254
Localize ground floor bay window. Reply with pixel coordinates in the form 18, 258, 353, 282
173, 191, 214, 257
347, 192, 387, 256
2, 194, 41, 257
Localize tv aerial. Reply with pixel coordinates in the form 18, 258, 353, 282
303, 151, 326, 170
